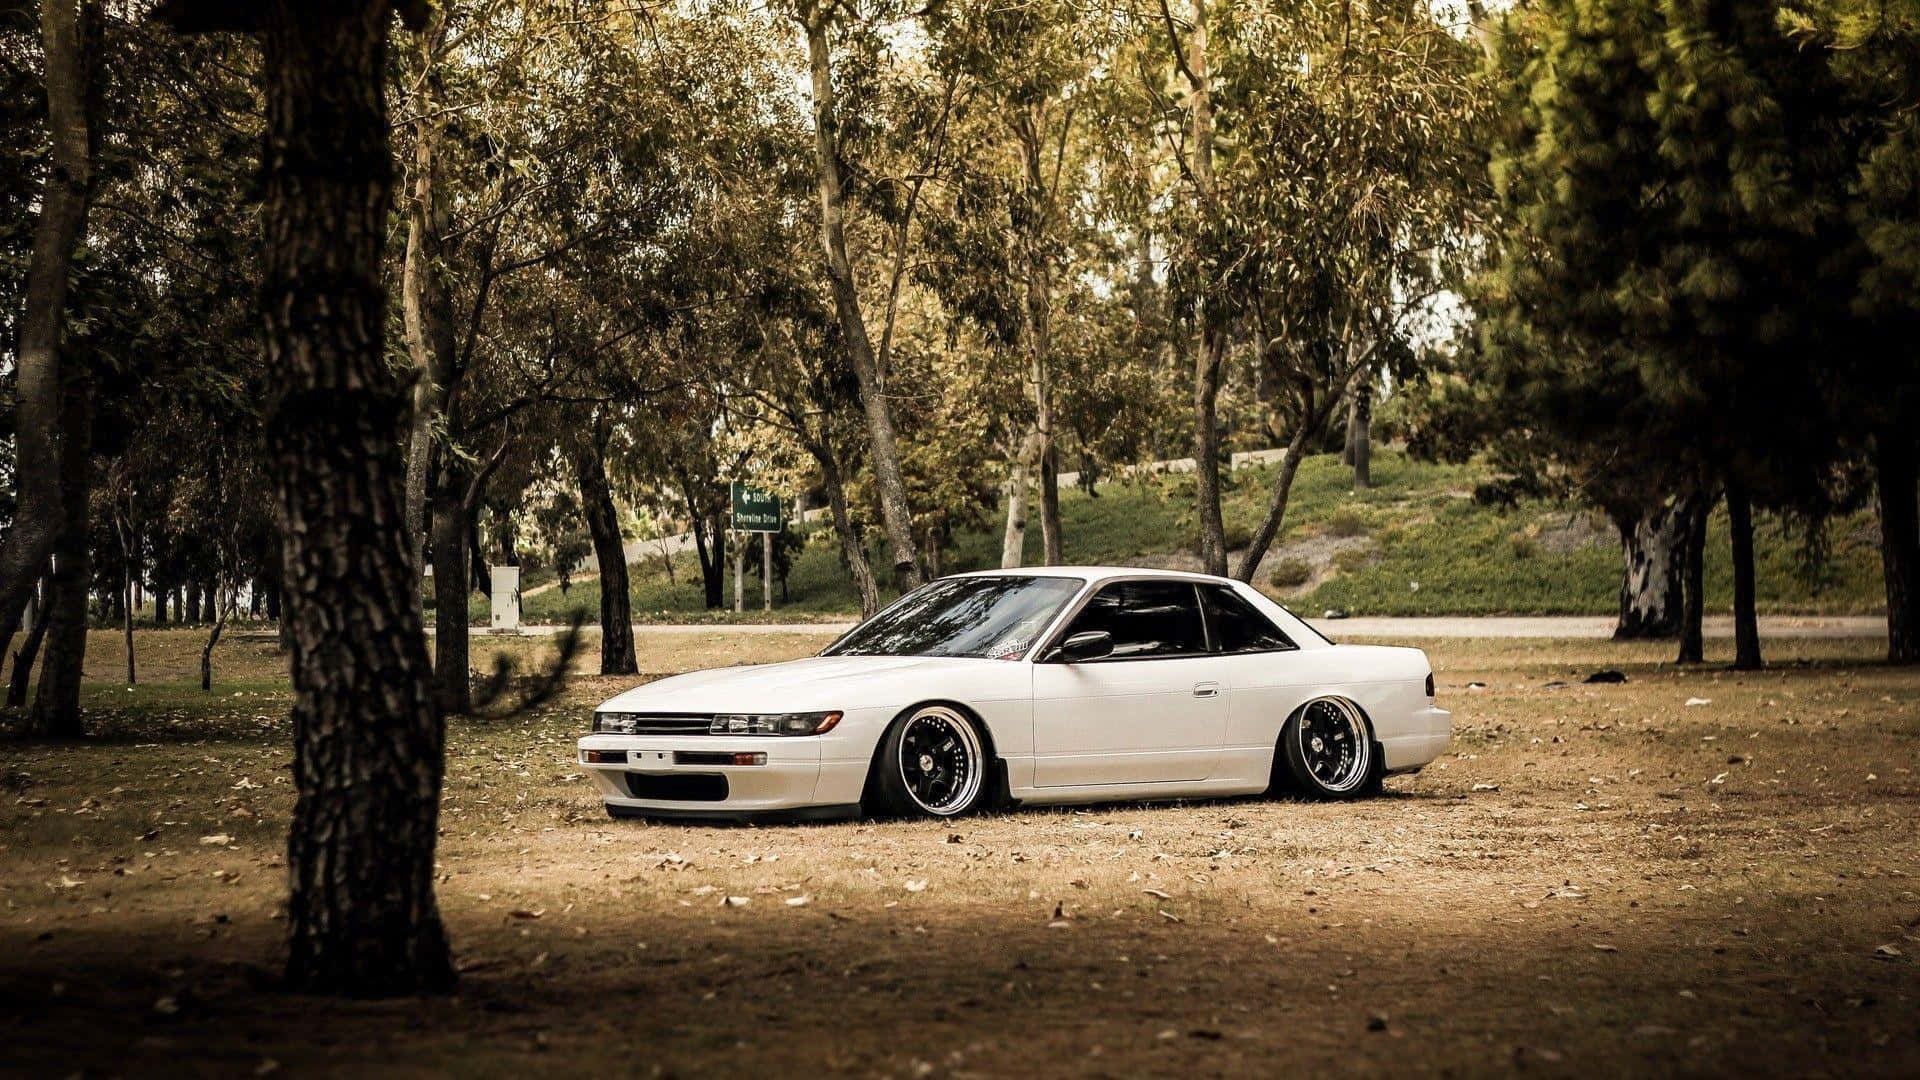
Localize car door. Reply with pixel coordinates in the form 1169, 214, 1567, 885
1198, 583, 1314, 778
1030, 579, 1228, 786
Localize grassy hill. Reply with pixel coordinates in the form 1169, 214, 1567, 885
510, 448, 1886, 624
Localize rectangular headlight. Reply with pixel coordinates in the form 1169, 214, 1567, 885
593, 713, 639, 734
709, 711, 842, 736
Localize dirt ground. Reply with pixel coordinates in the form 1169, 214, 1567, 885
2, 630, 1917, 1077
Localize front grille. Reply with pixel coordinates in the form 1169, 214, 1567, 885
625, 772, 729, 801
613, 713, 715, 735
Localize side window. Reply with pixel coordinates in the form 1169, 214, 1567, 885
1202, 585, 1297, 653
1061, 581, 1208, 659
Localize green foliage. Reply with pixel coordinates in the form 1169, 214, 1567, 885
516, 449, 1885, 623
1266, 557, 1312, 589
1326, 509, 1368, 539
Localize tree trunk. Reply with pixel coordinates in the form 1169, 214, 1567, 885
574, 431, 637, 676
1039, 442, 1062, 566
800, 10, 922, 591
26, 371, 93, 739
813, 441, 881, 617
7, 579, 50, 708
200, 583, 229, 691
0, 0, 95, 665
1610, 498, 1690, 640
1726, 480, 1762, 670
186, 580, 203, 624
1677, 494, 1708, 664
1236, 431, 1311, 583
1875, 427, 1919, 664
122, 563, 136, 685
1181, 0, 1228, 578
401, 19, 456, 600
1000, 432, 1037, 569
1345, 381, 1373, 490
430, 483, 470, 714
1193, 328, 1229, 576
240, 3, 452, 996
682, 476, 725, 609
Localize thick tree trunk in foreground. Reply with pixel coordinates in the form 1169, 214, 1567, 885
1726, 481, 1762, 670
1875, 427, 1919, 664
574, 432, 636, 676
430, 483, 470, 715
813, 442, 880, 617
1610, 498, 1690, 640
212, 3, 453, 995
0, 0, 95, 663
801, 10, 922, 591
26, 375, 93, 739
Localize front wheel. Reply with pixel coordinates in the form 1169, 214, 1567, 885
866, 705, 989, 818
1276, 697, 1381, 800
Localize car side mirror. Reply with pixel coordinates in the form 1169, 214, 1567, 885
1059, 630, 1113, 663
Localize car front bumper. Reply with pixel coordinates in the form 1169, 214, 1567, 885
578, 734, 871, 818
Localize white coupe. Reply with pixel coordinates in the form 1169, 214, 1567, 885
579, 567, 1451, 821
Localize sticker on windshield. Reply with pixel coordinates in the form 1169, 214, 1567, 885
989, 636, 1030, 661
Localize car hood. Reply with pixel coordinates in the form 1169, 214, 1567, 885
595, 654, 996, 715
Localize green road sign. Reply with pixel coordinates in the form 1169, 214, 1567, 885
730, 481, 782, 532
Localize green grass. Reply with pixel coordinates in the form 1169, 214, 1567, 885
491, 448, 1884, 622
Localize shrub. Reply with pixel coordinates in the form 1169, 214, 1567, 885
1222, 521, 1253, 550
1268, 557, 1313, 589
1327, 508, 1368, 538
1508, 533, 1538, 560
1331, 546, 1374, 573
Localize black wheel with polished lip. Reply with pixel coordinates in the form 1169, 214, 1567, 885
1275, 697, 1382, 800
867, 704, 989, 818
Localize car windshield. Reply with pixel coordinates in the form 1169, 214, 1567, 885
822, 575, 1084, 660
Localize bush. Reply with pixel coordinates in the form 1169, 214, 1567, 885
1508, 533, 1538, 560
1223, 521, 1253, 550
1331, 546, 1374, 573
1327, 508, 1368, 538
1268, 557, 1313, 589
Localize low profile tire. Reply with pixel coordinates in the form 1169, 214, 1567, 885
866, 704, 990, 819
1277, 697, 1382, 800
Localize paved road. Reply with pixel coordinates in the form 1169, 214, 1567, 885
501, 614, 1885, 639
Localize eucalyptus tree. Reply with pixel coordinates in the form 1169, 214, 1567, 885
924, 0, 1111, 566
393, 0, 695, 707
1135, 0, 1482, 580
0, 0, 100, 672
791, 0, 969, 590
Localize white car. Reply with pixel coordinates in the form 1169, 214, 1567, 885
579, 567, 1450, 821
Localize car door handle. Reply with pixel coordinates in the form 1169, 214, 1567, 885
1193, 682, 1220, 698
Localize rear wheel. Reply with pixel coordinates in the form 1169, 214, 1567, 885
1277, 697, 1381, 799
867, 705, 988, 818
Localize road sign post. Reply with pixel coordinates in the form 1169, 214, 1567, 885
729, 482, 782, 614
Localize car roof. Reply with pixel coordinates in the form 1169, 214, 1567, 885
945, 566, 1234, 586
